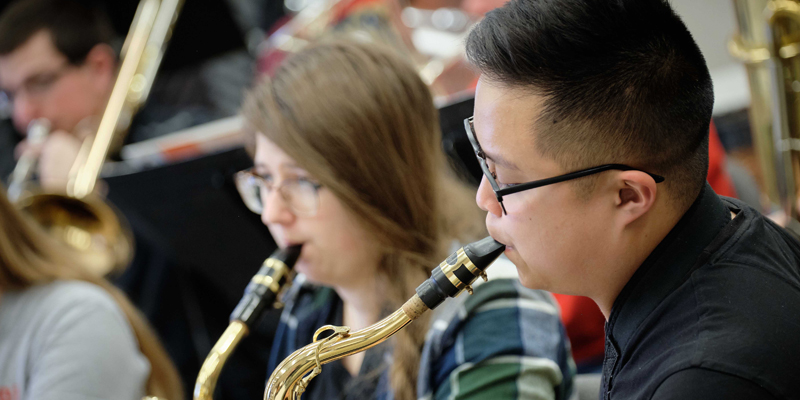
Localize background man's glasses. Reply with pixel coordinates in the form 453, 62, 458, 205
234, 168, 322, 217
464, 117, 665, 215
2, 62, 74, 101
0, 62, 75, 117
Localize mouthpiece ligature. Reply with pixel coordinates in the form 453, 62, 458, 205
414, 236, 506, 310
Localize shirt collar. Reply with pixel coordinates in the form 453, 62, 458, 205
606, 182, 733, 352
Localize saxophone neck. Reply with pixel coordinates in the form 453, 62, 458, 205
194, 245, 303, 400
193, 321, 249, 400
263, 237, 505, 400
265, 305, 421, 400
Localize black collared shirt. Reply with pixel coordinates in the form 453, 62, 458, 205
602, 184, 800, 400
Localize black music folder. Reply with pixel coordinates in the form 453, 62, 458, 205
105, 147, 276, 300
105, 147, 277, 400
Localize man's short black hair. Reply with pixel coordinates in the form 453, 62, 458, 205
466, 0, 713, 209
0, 0, 115, 65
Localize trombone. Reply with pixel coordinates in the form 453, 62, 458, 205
13, 0, 184, 275
730, 0, 800, 234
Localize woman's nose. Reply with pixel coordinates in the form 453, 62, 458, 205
261, 188, 295, 226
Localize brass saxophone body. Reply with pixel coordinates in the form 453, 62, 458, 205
264, 237, 506, 400
193, 244, 303, 400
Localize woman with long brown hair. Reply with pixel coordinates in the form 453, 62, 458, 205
238, 40, 574, 400
0, 186, 183, 400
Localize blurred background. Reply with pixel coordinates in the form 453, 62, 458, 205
0, 0, 793, 399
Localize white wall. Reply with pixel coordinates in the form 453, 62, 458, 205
669, 0, 750, 115
671, 0, 739, 70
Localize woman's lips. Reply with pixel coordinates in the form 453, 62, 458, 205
280, 238, 305, 248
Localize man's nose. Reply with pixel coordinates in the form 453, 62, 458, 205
476, 175, 504, 217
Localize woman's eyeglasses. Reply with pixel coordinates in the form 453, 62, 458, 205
234, 168, 323, 217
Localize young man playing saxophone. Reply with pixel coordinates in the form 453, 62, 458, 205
465, 0, 800, 399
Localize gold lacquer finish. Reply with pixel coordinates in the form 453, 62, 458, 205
730, 0, 800, 233
17, 193, 134, 275
264, 297, 427, 400
193, 321, 249, 400
252, 259, 290, 293
194, 246, 302, 400
263, 240, 499, 400
441, 248, 486, 295
15, 0, 184, 275
192, 258, 292, 400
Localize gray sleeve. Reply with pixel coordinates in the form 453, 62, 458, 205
25, 283, 150, 400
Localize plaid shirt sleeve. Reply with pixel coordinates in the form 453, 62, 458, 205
417, 265, 575, 400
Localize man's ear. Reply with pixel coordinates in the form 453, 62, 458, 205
614, 170, 658, 226
83, 43, 116, 82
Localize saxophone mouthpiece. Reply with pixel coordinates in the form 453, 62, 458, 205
230, 244, 303, 327
415, 237, 505, 310
463, 236, 506, 270
274, 244, 303, 266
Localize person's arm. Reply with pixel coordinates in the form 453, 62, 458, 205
651, 368, 778, 400
26, 282, 150, 400
426, 279, 573, 400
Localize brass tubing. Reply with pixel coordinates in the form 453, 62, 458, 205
193, 245, 303, 400
265, 302, 422, 400
730, 0, 800, 233
764, 0, 800, 232
193, 321, 249, 400
16, 0, 185, 275
70, 0, 159, 198
263, 237, 505, 400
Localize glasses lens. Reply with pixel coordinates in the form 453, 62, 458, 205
283, 180, 319, 216
235, 171, 264, 214
0, 91, 11, 120
464, 118, 501, 192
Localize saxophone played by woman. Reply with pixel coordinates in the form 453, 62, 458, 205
237, 40, 575, 400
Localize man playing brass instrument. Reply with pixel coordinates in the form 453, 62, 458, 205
0, 0, 119, 191
466, 0, 800, 399
0, 1, 256, 396
0, 0, 224, 191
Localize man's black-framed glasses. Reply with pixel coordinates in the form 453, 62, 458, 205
464, 117, 665, 215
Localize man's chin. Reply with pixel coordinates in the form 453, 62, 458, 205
503, 245, 523, 266
503, 249, 539, 289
